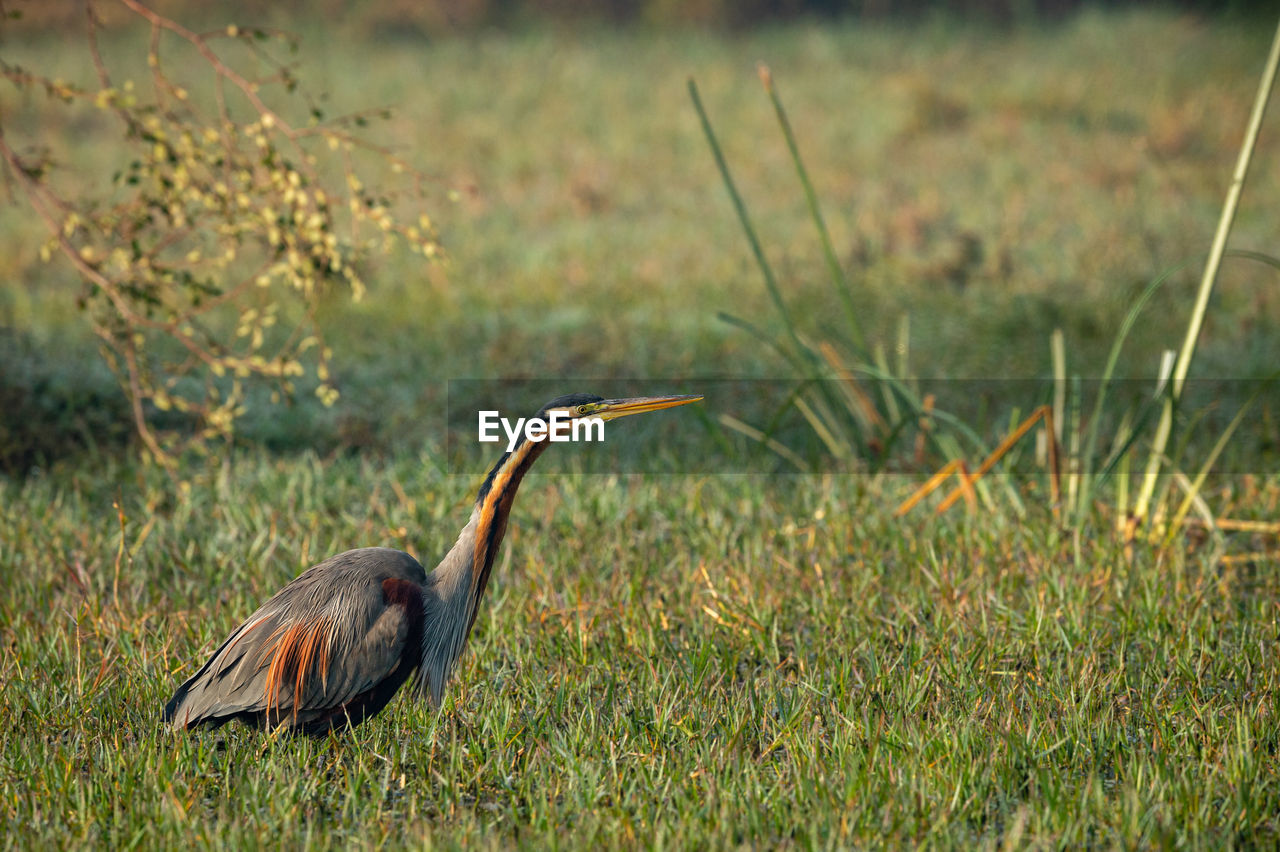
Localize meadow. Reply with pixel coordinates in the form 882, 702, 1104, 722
2, 6, 1280, 848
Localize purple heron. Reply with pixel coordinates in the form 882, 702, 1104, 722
163, 393, 701, 735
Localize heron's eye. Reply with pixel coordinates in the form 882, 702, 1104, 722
575, 404, 591, 416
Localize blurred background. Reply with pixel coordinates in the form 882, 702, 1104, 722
2, 0, 1278, 471
16, 0, 1280, 31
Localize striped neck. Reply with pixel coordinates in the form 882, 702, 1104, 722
466, 435, 550, 629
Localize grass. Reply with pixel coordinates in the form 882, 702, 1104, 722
3, 457, 1280, 847
3, 6, 1280, 849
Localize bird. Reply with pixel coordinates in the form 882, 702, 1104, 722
163, 392, 702, 736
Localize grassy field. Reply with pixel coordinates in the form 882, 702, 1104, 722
2, 458, 1279, 847
3, 6, 1280, 848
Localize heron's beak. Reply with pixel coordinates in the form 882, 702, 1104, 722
590, 394, 703, 422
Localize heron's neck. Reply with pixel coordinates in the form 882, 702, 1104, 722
419, 436, 550, 703
468, 436, 550, 613
431, 436, 550, 630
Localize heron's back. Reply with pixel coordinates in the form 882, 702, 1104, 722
163, 547, 430, 733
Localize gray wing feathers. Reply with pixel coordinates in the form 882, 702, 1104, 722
166, 548, 424, 728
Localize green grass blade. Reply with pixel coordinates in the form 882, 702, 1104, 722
1162, 387, 1267, 547
1051, 328, 1066, 448
715, 311, 806, 370
1114, 409, 1133, 530
1226, 248, 1280, 273
694, 78, 874, 460
688, 78, 807, 363
1073, 270, 1177, 530
717, 413, 809, 471
758, 64, 867, 353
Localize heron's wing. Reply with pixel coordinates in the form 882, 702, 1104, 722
164, 550, 424, 729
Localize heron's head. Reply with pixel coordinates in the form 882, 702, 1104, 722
539, 392, 702, 425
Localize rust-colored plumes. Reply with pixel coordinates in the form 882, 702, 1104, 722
259, 617, 334, 720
